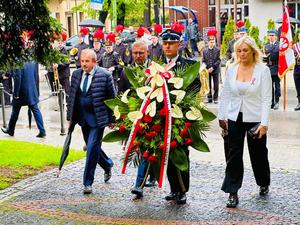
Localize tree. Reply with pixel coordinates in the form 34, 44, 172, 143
221, 16, 235, 58
249, 26, 262, 49
153, 0, 160, 24
0, 0, 64, 72
244, 18, 251, 30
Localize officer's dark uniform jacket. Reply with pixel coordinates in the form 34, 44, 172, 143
202, 46, 221, 75
73, 42, 89, 68
148, 43, 163, 61
264, 41, 279, 76
114, 42, 129, 66
226, 38, 237, 60
95, 47, 106, 65
58, 47, 71, 79
98, 51, 123, 90
293, 42, 300, 101
67, 66, 116, 128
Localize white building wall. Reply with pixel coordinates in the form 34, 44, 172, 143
249, 0, 282, 39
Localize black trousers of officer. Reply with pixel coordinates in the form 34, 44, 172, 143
221, 113, 270, 194
293, 66, 300, 101
167, 149, 189, 193
0, 78, 12, 105
208, 72, 219, 101
271, 75, 281, 104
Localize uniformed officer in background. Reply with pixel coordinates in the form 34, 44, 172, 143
148, 24, 163, 62
72, 27, 89, 69
293, 30, 300, 111
93, 29, 105, 64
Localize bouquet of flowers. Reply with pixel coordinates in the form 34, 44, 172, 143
103, 61, 216, 188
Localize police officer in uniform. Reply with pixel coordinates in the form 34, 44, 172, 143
0, 72, 12, 106
161, 26, 200, 205
202, 29, 221, 104
72, 27, 89, 69
293, 30, 300, 111
227, 30, 239, 61
93, 30, 105, 64
148, 24, 163, 61
264, 29, 280, 109
114, 35, 127, 66
98, 33, 122, 92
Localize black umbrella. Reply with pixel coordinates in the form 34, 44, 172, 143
79, 19, 105, 28
275, 17, 300, 24
57, 122, 76, 177
28, 108, 32, 129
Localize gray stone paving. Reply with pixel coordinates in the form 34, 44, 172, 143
0, 67, 300, 224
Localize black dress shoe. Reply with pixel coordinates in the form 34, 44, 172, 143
294, 103, 300, 111
259, 186, 269, 196
176, 192, 187, 205
165, 192, 177, 201
271, 103, 274, 109
36, 132, 46, 138
83, 185, 92, 194
131, 187, 143, 198
144, 180, 156, 187
104, 167, 112, 183
1, 127, 14, 136
226, 193, 239, 208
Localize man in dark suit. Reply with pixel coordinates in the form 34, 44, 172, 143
226, 30, 239, 61
67, 49, 116, 194
148, 34, 163, 62
161, 28, 200, 205
264, 29, 280, 109
72, 27, 89, 69
1, 62, 46, 137
202, 36, 221, 104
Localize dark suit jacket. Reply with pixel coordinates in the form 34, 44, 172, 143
12, 62, 39, 106
67, 66, 116, 128
264, 41, 279, 76
57, 47, 71, 79
202, 46, 221, 75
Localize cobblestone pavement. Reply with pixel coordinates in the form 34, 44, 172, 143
0, 68, 299, 224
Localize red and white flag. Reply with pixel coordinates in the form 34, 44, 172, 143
278, 4, 295, 79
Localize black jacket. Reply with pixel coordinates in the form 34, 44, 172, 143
202, 46, 221, 75
67, 66, 116, 128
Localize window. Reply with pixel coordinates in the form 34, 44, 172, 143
209, 0, 215, 5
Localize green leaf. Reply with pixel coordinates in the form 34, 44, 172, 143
200, 108, 216, 122
181, 62, 201, 90
102, 130, 129, 142
170, 147, 189, 171
104, 99, 129, 113
124, 67, 141, 89
191, 138, 210, 152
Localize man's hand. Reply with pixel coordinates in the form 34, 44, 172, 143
208, 67, 214, 73
53, 64, 58, 69
108, 123, 115, 129
14, 96, 19, 99
108, 67, 115, 72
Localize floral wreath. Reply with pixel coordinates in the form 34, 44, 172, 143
103, 61, 216, 188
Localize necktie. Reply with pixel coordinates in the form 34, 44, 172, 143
82, 73, 90, 93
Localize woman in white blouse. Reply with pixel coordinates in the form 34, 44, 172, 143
218, 36, 272, 208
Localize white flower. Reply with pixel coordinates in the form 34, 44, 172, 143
186, 106, 203, 120
145, 101, 156, 117
150, 87, 164, 102
168, 77, 183, 89
150, 73, 164, 88
121, 89, 130, 103
113, 106, 120, 120
128, 111, 143, 122
136, 86, 152, 100
170, 90, 186, 104
171, 104, 183, 118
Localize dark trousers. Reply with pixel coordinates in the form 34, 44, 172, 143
271, 76, 281, 104
167, 149, 190, 193
81, 125, 113, 186
190, 39, 198, 55
8, 103, 45, 134
208, 73, 219, 101
293, 70, 300, 101
59, 77, 70, 97
221, 113, 270, 193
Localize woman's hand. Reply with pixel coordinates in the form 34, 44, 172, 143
219, 119, 228, 130
254, 125, 268, 139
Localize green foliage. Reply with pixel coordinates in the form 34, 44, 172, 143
124, 67, 146, 89
244, 18, 251, 30
102, 130, 130, 142
221, 16, 235, 58
267, 19, 275, 30
0, 140, 85, 189
249, 26, 262, 49
71, 0, 98, 19
0, 0, 66, 72
180, 62, 201, 90
170, 148, 189, 171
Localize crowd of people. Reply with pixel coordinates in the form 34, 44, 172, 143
1, 19, 300, 209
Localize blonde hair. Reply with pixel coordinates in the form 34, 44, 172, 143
233, 36, 262, 65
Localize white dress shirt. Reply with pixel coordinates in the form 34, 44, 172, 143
80, 67, 95, 92
218, 63, 272, 126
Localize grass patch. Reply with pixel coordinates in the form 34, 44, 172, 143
0, 140, 85, 190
